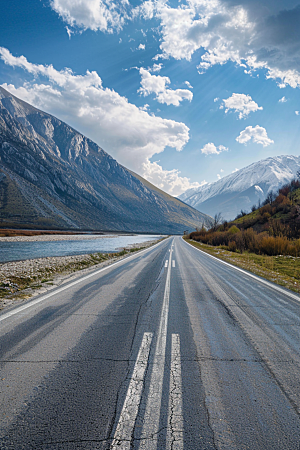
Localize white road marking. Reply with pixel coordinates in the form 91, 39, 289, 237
139, 245, 173, 449
167, 334, 183, 450
0, 238, 169, 323
110, 332, 153, 450
165, 260, 169, 268
172, 260, 175, 268
182, 237, 300, 303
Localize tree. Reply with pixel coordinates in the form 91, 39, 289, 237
212, 212, 223, 230
263, 190, 276, 205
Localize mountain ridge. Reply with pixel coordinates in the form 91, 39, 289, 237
0, 86, 212, 233
179, 155, 300, 220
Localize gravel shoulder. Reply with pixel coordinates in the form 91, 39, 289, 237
0, 238, 163, 312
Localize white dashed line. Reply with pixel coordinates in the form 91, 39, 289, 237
172, 260, 175, 268
165, 260, 169, 268
167, 334, 183, 450
110, 332, 153, 450
139, 245, 173, 449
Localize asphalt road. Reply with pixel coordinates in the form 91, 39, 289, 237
1, 236, 300, 449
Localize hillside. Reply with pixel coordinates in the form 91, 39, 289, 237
0, 87, 212, 233
179, 155, 300, 220
188, 179, 300, 256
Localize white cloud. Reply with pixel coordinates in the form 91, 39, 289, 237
139, 103, 150, 111
65, 26, 73, 39
151, 63, 163, 73
296, 111, 300, 115
134, 0, 155, 21
220, 169, 224, 172
232, 168, 239, 173
221, 93, 263, 119
142, 160, 203, 197
201, 143, 228, 155
214, 97, 219, 102
0, 47, 192, 195
153, 0, 300, 89
48, 0, 300, 89
138, 43, 145, 50
236, 125, 274, 147
185, 81, 193, 89
217, 173, 221, 180
279, 96, 287, 103
138, 67, 193, 106
49, 0, 127, 33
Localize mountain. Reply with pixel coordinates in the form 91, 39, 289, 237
0, 87, 212, 234
179, 155, 300, 221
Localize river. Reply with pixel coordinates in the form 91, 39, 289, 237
0, 234, 162, 263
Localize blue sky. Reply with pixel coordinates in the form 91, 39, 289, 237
1, 0, 300, 196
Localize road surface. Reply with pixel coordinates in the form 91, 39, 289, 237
1, 236, 300, 449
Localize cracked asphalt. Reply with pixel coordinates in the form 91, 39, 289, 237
1, 237, 300, 449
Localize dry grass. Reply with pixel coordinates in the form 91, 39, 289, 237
185, 238, 300, 294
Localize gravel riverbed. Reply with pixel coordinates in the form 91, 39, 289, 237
0, 238, 162, 312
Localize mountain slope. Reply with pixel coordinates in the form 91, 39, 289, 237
0, 87, 212, 233
179, 155, 300, 220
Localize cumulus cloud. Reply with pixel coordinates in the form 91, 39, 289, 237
138, 67, 193, 106
138, 43, 145, 50
201, 143, 228, 155
153, 0, 300, 89
279, 96, 287, 103
49, 0, 128, 33
48, 0, 300, 89
236, 125, 274, 146
296, 111, 300, 115
0, 47, 195, 195
142, 160, 203, 197
221, 93, 263, 119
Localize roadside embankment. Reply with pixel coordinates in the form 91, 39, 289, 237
0, 238, 163, 312
185, 238, 300, 294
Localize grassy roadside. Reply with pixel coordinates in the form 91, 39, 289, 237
184, 238, 300, 294
0, 242, 163, 310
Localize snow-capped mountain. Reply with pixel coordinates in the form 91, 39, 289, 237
179, 155, 300, 221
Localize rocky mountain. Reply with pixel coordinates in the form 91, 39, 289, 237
179, 155, 300, 221
0, 87, 212, 233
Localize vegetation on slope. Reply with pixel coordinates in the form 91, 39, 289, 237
185, 179, 300, 293
188, 179, 300, 256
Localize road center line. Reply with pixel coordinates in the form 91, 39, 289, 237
167, 334, 183, 450
110, 332, 153, 450
139, 244, 173, 449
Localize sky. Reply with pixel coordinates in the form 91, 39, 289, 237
1, 0, 300, 196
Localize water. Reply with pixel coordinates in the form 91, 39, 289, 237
0, 234, 162, 263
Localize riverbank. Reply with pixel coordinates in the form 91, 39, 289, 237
0, 238, 163, 312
